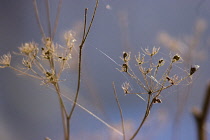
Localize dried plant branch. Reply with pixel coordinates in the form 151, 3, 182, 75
112, 82, 125, 140
82, 0, 99, 44
68, 0, 98, 137
193, 82, 210, 140
45, 0, 52, 37
117, 47, 199, 139
0, 1, 98, 140
130, 93, 151, 140
53, 82, 69, 140
52, 0, 63, 40
33, 0, 46, 39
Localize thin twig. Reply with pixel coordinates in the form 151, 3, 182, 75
112, 82, 125, 140
45, 0, 52, 37
130, 93, 152, 140
33, 0, 46, 39
83, 8, 88, 40
68, 0, 98, 137
193, 82, 210, 140
9, 66, 42, 80
53, 82, 69, 140
52, 0, 63, 40
82, 0, 99, 45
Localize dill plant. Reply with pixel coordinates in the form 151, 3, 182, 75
115, 47, 199, 139
0, 0, 98, 140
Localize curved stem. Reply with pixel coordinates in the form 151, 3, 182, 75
53, 82, 69, 140
130, 93, 152, 140
113, 82, 125, 140
68, 1, 98, 138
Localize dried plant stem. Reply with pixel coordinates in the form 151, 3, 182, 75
45, 0, 52, 37
52, 0, 63, 40
68, 0, 98, 138
33, 0, 46, 39
130, 93, 151, 140
112, 82, 125, 140
9, 66, 42, 80
193, 82, 210, 140
27, 0, 98, 139
130, 62, 176, 139
54, 82, 69, 140
47, 85, 123, 136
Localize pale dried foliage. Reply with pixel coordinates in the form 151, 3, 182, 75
116, 47, 199, 139
0, 0, 99, 140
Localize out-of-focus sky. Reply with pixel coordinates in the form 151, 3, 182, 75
0, 0, 210, 140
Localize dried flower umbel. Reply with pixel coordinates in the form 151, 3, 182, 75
118, 47, 199, 139
0, 0, 99, 140
0, 53, 11, 68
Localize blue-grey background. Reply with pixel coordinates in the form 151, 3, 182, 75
0, 0, 209, 140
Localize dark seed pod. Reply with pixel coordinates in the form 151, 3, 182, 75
123, 52, 128, 59
190, 65, 199, 75
153, 98, 162, 103
122, 63, 128, 72
172, 54, 180, 62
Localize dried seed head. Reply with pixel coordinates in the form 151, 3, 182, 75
190, 65, 200, 75
44, 37, 52, 48
64, 30, 76, 48
143, 47, 160, 56
135, 52, 145, 65
123, 52, 127, 59
172, 54, 181, 62
22, 58, 32, 68
122, 82, 131, 94
122, 52, 130, 63
153, 98, 162, 103
19, 42, 38, 56
122, 63, 128, 72
44, 70, 57, 84
157, 59, 165, 67
0, 53, 11, 68
139, 66, 153, 75
58, 53, 72, 61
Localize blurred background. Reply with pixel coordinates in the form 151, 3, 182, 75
0, 0, 209, 140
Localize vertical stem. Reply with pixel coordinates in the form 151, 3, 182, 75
112, 82, 125, 140
45, 0, 52, 37
193, 82, 210, 140
33, 0, 46, 39
53, 83, 69, 140
130, 93, 152, 140
68, 44, 82, 136
68, 1, 98, 138
52, 0, 63, 40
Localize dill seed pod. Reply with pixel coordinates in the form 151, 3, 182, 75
190, 65, 200, 75
172, 54, 180, 62
122, 63, 128, 72
123, 52, 128, 59
153, 98, 162, 103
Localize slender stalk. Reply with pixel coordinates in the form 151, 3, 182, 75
33, 0, 46, 39
53, 82, 69, 140
130, 93, 151, 140
82, 0, 99, 44
9, 66, 42, 80
45, 0, 52, 37
52, 0, 63, 40
112, 82, 125, 140
68, 38, 83, 135
193, 82, 210, 140
68, 1, 98, 137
